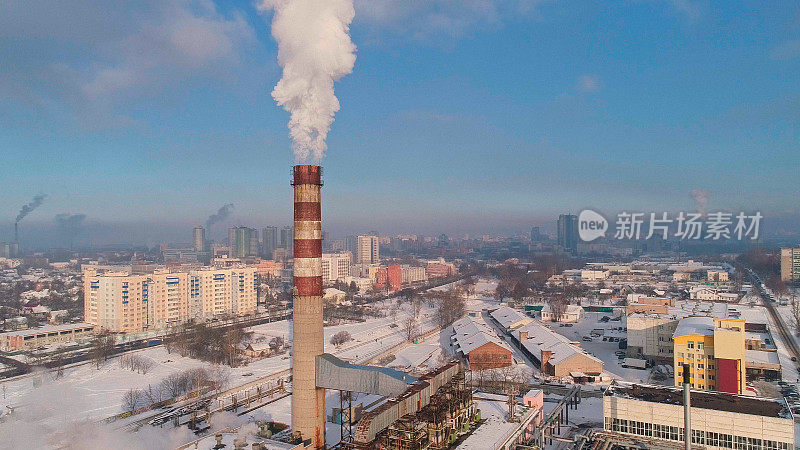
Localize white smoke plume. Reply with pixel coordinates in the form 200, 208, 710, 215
259, 0, 357, 162
690, 189, 710, 217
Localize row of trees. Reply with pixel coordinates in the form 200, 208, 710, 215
163, 322, 247, 367
121, 366, 231, 412
118, 354, 155, 374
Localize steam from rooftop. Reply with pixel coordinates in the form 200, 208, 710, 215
15, 194, 47, 223
205, 203, 234, 227
260, 0, 357, 163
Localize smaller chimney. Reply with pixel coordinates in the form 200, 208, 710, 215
519, 331, 529, 341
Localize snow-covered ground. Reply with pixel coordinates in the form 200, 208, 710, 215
0, 297, 442, 449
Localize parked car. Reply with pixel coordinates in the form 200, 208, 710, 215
582, 336, 592, 342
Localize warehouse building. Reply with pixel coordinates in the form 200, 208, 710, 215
603, 382, 794, 449
0, 322, 96, 351
513, 321, 603, 379
450, 316, 512, 370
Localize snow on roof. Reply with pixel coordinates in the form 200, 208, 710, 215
489, 306, 533, 330
515, 321, 603, 367
746, 350, 780, 365
524, 388, 542, 398
451, 316, 511, 355
2, 322, 94, 337
672, 316, 715, 338
541, 304, 583, 315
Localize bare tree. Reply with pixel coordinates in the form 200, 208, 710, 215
403, 317, 418, 342
791, 296, 800, 336
330, 331, 352, 346
122, 389, 143, 413
547, 293, 568, 322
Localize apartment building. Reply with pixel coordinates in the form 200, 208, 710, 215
673, 316, 746, 394
781, 247, 800, 284
357, 235, 379, 264
84, 266, 257, 333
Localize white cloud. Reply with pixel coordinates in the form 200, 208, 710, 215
0, 0, 257, 127
577, 75, 602, 93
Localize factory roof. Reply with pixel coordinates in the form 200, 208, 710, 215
515, 321, 603, 367
489, 306, 533, 330
451, 316, 510, 355
1, 322, 94, 337
745, 349, 781, 365
605, 382, 792, 419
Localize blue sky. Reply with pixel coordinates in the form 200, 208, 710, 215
1, 0, 798, 244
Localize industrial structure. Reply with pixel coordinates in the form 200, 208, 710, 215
291, 165, 326, 448
342, 361, 476, 449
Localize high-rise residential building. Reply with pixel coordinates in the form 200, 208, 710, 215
280, 226, 293, 258
84, 265, 257, 333
557, 214, 579, 253
345, 235, 358, 256
228, 227, 258, 258
320, 252, 352, 284
262, 226, 278, 257
188, 267, 257, 321
193, 226, 206, 252
673, 316, 746, 394
530, 226, 541, 242
357, 235, 379, 264
781, 247, 800, 284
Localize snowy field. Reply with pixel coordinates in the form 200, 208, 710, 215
0, 297, 441, 449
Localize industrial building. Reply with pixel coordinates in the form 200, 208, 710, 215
0, 322, 96, 351
489, 306, 533, 332
450, 316, 512, 370
343, 361, 475, 450
513, 321, 603, 379
603, 382, 795, 449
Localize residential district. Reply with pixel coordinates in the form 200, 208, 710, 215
1, 223, 800, 450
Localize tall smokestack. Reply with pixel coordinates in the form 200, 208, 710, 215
14, 222, 18, 243
291, 165, 325, 448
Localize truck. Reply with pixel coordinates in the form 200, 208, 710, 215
622, 358, 648, 369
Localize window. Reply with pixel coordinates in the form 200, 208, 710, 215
697, 342, 704, 350
687, 341, 695, 349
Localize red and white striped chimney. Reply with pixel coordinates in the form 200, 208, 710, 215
291, 165, 325, 448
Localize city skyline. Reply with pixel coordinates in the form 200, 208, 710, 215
1, 0, 798, 242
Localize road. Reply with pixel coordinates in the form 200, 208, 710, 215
746, 268, 800, 363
